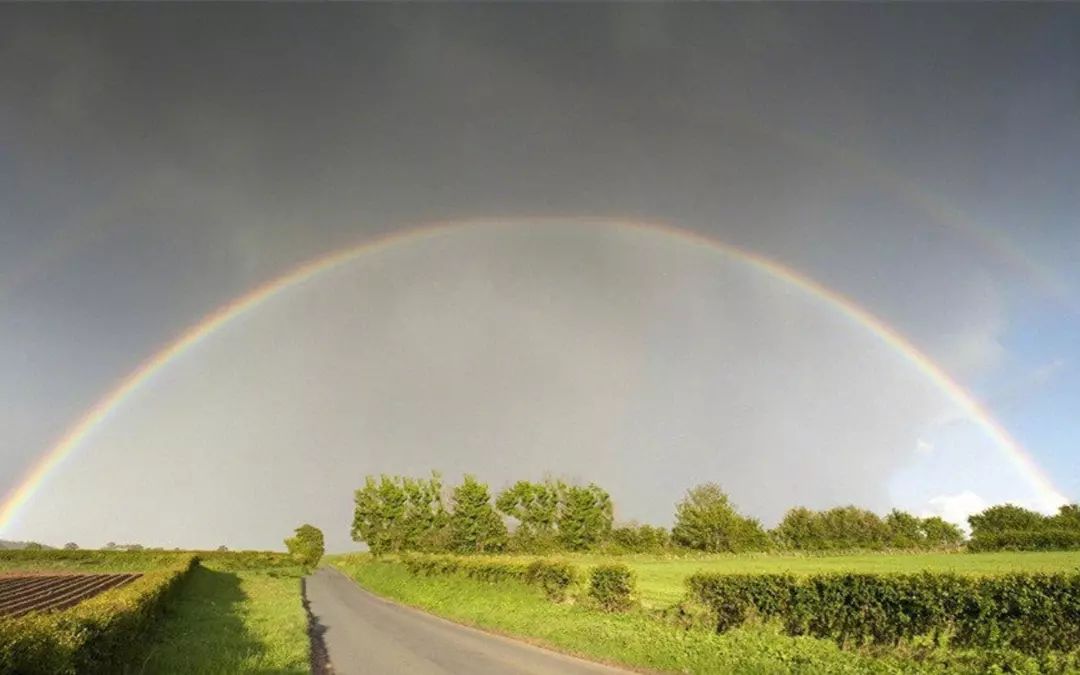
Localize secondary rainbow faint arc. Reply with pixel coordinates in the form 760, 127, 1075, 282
0, 218, 1067, 533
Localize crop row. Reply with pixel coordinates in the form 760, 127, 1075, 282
0, 573, 140, 618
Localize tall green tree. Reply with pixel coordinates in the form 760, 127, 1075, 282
672, 483, 767, 552
497, 480, 561, 551
558, 483, 613, 551
352, 475, 409, 554
450, 475, 507, 553
285, 524, 324, 569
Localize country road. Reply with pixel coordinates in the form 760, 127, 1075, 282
303, 567, 630, 675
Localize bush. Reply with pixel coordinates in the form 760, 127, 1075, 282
400, 554, 579, 602
524, 559, 578, 601
687, 571, 1080, 655
0, 555, 198, 674
587, 564, 636, 612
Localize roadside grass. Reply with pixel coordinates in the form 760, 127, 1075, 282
131, 560, 310, 674
330, 556, 973, 674
578, 550, 1080, 607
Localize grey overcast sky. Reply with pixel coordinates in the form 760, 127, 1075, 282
1, 4, 1078, 551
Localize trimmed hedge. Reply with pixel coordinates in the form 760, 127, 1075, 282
0, 555, 198, 674
687, 571, 1080, 655
587, 564, 636, 612
401, 554, 578, 601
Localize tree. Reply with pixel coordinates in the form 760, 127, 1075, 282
104, 542, 118, 550
352, 475, 407, 554
216, 545, 229, 552
672, 483, 767, 552
920, 516, 964, 547
497, 480, 561, 551
449, 475, 506, 553
558, 483, 613, 551
885, 509, 925, 549
401, 473, 450, 551
285, 524, 325, 569
968, 503, 1046, 536
63, 542, 79, 550
24, 542, 44, 551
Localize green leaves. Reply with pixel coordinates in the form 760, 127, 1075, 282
968, 503, 1080, 552
587, 564, 637, 612
284, 524, 325, 569
688, 570, 1080, 656
672, 483, 768, 553
449, 475, 507, 554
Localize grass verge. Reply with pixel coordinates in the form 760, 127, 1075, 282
330, 556, 985, 674
133, 561, 310, 674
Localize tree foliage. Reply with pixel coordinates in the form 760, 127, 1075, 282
284, 524, 325, 568
557, 483, 613, 551
672, 483, 768, 552
968, 503, 1080, 551
449, 475, 507, 553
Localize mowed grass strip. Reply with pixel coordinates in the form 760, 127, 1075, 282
134, 563, 310, 675
330, 556, 963, 675
577, 551, 1080, 607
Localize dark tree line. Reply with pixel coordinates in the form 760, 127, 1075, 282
968, 503, 1080, 551
352, 473, 1075, 555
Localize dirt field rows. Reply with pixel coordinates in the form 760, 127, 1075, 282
0, 572, 140, 617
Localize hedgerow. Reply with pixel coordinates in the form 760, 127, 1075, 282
587, 564, 636, 612
0, 555, 198, 674
687, 570, 1080, 656
400, 554, 579, 601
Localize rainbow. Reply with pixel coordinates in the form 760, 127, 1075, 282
0, 218, 1067, 533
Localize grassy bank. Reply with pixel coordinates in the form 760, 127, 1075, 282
331, 555, 1003, 674
134, 559, 310, 674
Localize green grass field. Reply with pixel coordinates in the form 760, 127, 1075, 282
574, 550, 1080, 607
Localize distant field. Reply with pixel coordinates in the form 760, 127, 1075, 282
0, 549, 194, 573
571, 551, 1080, 606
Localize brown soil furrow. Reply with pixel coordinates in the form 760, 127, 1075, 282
0, 574, 140, 616
9, 574, 136, 617
0, 575, 92, 612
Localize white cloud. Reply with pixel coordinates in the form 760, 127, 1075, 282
922, 491, 987, 529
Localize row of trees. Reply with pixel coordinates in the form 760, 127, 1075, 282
968, 503, 1080, 551
352, 474, 614, 554
352, 474, 982, 554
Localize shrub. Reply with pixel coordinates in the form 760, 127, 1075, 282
687, 571, 1080, 655
0, 555, 197, 674
524, 559, 578, 601
588, 563, 636, 612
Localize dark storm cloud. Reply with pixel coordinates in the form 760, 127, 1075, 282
2, 4, 1078, 546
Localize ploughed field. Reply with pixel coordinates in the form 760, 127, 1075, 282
0, 572, 140, 617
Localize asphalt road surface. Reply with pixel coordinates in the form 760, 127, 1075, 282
304, 567, 630, 675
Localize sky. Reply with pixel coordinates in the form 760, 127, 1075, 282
0, 5, 1077, 552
